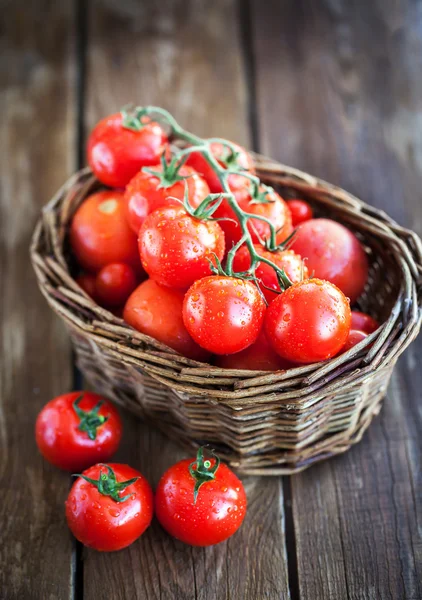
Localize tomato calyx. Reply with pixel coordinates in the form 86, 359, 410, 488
249, 183, 276, 206
121, 104, 152, 132
142, 152, 191, 189
189, 447, 220, 504
76, 464, 139, 503
73, 395, 109, 441
217, 145, 243, 170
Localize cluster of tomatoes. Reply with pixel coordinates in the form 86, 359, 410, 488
70, 106, 379, 369
36, 392, 246, 551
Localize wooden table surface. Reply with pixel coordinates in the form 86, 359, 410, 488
1, 1, 421, 598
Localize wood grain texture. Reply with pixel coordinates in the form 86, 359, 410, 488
82, 1, 290, 598
0, 2, 75, 599
251, 0, 422, 598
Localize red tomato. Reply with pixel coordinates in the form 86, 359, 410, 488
124, 164, 210, 234
214, 332, 292, 371
35, 392, 122, 472
76, 273, 97, 300
155, 447, 247, 546
87, 112, 168, 188
124, 279, 209, 361
187, 141, 254, 193
66, 463, 153, 551
183, 276, 266, 355
70, 191, 139, 272
139, 206, 225, 289
95, 263, 138, 307
342, 329, 368, 352
287, 199, 313, 226
265, 278, 351, 364
351, 311, 379, 334
290, 219, 369, 304
215, 186, 292, 251
232, 245, 308, 304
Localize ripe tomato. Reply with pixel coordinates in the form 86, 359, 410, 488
187, 141, 254, 193
183, 276, 266, 355
76, 272, 97, 300
70, 191, 139, 272
124, 279, 209, 361
155, 447, 247, 546
87, 112, 168, 188
351, 311, 379, 334
139, 206, 225, 289
214, 331, 292, 371
66, 463, 153, 551
124, 164, 210, 234
265, 278, 351, 364
342, 329, 368, 352
287, 199, 313, 226
215, 186, 292, 250
290, 218, 368, 304
232, 245, 308, 304
35, 392, 122, 472
95, 263, 138, 307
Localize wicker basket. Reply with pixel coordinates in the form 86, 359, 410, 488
31, 156, 422, 475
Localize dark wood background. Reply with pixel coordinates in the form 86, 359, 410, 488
1, 1, 421, 598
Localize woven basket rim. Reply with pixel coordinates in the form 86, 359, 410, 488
30, 157, 422, 404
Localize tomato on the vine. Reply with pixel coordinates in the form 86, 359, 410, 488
214, 331, 292, 371
290, 218, 369, 304
232, 245, 308, 303
155, 447, 247, 546
265, 278, 351, 364
342, 329, 368, 352
124, 279, 210, 361
35, 392, 122, 472
351, 311, 379, 334
183, 276, 266, 355
70, 191, 139, 272
187, 141, 254, 193
215, 186, 292, 251
287, 199, 313, 227
66, 463, 153, 551
124, 163, 210, 234
139, 206, 225, 289
87, 111, 168, 188
95, 263, 138, 308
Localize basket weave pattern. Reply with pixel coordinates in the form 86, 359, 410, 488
31, 157, 422, 475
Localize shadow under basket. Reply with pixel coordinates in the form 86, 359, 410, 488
31, 156, 422, 475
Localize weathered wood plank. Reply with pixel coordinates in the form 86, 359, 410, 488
82, 1, 290, 599
0, 2, 76, 599
251, 0, 422, 598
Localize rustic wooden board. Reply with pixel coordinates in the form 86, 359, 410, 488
0, 2, 75, 599
82, 1, 290, 599
251, 1, 422, 598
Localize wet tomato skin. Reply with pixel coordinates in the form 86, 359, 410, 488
69, 191, 139, 272
290, 218, 368, 304
287, 199, 313, 226
342, 329, 368, 352
214, 331, 292, 371
124, 279, 210, 361
65, 463, 153, 552
87, 113, 168, 188
265, 278, 351, 364
139, 206, 225, 289
186, 141, 254, 194
155, 458, 247, 546
35, 392, 122, 472
351, 311, 379, 334
183, 276, 266, 355
232, 245, 308, 304
215, 187, 292, 251
124, 165, 210, 234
